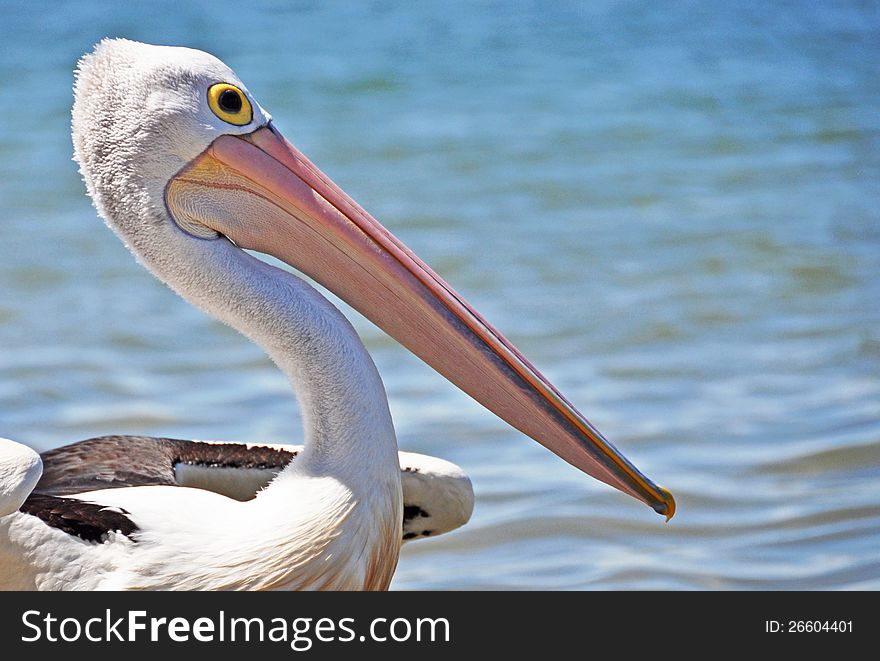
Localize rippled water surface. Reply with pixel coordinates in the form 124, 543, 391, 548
1, 2, 878, 589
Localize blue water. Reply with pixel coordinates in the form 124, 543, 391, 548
1, 1, 878, 589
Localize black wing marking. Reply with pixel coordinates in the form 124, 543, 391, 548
19, 493, 139, 543
402, 505, 434, 540
33, 435, 296, 496
18, 436, 297, 543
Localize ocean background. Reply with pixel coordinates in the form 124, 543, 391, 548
1, 1, 878, 589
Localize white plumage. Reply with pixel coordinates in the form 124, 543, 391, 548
0, 439, 42, 518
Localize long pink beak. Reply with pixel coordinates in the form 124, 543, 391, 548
165, 123, 675, 519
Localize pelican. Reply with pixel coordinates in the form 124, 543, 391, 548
0, 39, 674, 590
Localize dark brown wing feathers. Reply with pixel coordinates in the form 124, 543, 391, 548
19, 435, 296, 542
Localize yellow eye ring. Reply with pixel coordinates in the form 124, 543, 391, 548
207, 83, 253, 126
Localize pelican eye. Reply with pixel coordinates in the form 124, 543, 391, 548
207, 83, 253, 126
219, 89, 241, 112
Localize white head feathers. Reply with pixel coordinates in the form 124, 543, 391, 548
72, 39, 270, 236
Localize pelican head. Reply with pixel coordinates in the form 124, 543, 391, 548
73, 40, 270, 240
72, 39, 674, 520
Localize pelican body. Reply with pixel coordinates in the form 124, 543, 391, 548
0, 40, 673, 590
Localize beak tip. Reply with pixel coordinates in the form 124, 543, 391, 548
656, 486, 676, 522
